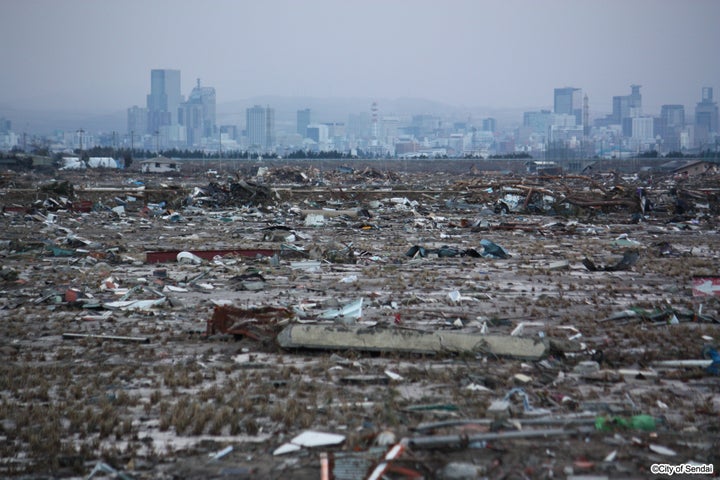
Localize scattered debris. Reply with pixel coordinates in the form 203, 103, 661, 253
206, 305, 294, 341
2, 161, 718, 478
594, 414, 657, 432
692, 276, 720, 297
62, 333, 150, 343
146, 247, 279, 263
319, 298, 363, 322
86, 461, 134, 480
273, 430, 345, 456
583, 248, 639, 272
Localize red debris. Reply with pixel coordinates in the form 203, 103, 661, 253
206, 305, 294, 342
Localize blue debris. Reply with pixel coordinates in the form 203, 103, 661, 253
503, 388, 533, 412
702, 346, 720, 375
480, 239, 511, 259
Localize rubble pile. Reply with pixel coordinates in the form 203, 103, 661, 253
189, 180, 277, 208
1, 163, 719, 479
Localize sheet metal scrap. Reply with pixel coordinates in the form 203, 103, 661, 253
405, 245, 475, 258
206, 305, 294, 341
582, 248, 639, 272
405, 240, 510, 259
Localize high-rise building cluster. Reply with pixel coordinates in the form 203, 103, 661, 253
127, 69, 218, 150
520, 85, 718, 158
125, 69, 280, 153
121, 70, 718, 159
0, 68, 717, 159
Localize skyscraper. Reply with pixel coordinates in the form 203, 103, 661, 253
246, 105, 275, 149
0, 117, 11, 134
482, 118, 496, 132
127, 106, 148, 137
660, 104, 685, 152
265, 106, 275, 148
146, 69, 182, 134
695, 87, 718, 147
615, 85, 642, 136
554, 87, 582, 125
610, 84, 642, 126
297, 109, 311, 137
628, 84, 642, 112
523, 110, 552, 132
179, 79, 216, 147
661, 105, 685, 128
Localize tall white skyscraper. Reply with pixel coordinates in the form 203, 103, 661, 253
246, 105, 275, 149
146, 69, 182, 134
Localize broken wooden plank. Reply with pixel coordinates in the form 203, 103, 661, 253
276, 325, 548, 360
62, 333, 150, 343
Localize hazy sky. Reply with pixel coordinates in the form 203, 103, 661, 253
1, 0, 719, 115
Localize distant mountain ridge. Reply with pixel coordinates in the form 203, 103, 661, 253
1, 96, 551, 135
0, 105, 127, 135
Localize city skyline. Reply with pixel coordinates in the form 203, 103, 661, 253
2, 66, 718, 158
1, 0, 719, 116
2, 64, 718, 133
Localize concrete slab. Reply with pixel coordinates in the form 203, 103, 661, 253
277, 324, 548, 360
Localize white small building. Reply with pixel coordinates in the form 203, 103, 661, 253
87, 157, 119, 168
140, 156, 180, 173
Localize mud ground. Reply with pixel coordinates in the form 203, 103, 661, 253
1, 163, 719, 479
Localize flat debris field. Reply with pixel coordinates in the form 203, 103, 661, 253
1, 162, 719, 479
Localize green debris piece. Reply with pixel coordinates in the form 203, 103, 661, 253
47, 245, 75, 257
595, 414, 656, 432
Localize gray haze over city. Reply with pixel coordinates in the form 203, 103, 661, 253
3, 0, 718, 111
0, 0, 719, 157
